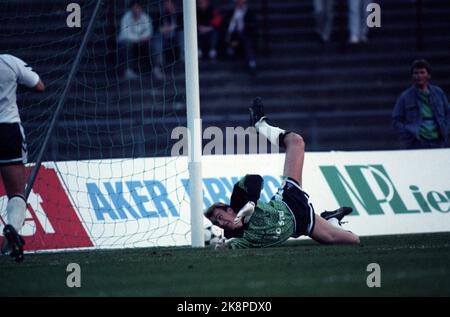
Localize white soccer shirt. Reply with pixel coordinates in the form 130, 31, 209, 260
0, 54, 40, 123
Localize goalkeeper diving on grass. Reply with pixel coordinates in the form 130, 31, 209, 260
204, 98, 360, 249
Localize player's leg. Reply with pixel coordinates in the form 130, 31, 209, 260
282, 133, 305, 187
1, 164, 27, 231
1, 165, 27, 262
0, 164, 25, 197
0, 121, 28, 229
0, 165, 27, 262
0, 122, 28, 262
310, 214, 360, 244
249, 97, 305, 186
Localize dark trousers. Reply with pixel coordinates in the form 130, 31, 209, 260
120, 40, 151, 74
408, 137, 447, 149
227, 31, 256, 64
198, 29, 218, 54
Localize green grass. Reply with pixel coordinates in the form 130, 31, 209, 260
1, 233, 449, 296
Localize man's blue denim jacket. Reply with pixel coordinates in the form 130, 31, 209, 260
392, 84, 450, 148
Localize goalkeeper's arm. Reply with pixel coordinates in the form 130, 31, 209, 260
240, 174, 264, 204
229, 175, 262, 225
213, 237, 253, 250
230, 174, 264, 212
233, 201, 255, 224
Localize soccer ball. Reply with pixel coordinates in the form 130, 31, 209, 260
204, 224, 223, 246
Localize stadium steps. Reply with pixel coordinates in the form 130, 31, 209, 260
4, 0, 450, 160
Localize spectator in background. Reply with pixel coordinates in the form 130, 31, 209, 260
392, 59, 450, 149
118, 1, 162, 79
197, 0, 222, 60
348, 0, 370, 44
313, 0, 334, 43
224, 0, 258, 73
156, 0, 184, 67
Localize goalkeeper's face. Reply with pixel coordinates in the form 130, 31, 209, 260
210, 207, 243, 231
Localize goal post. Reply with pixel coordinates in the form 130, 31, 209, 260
183, 0, 205, 248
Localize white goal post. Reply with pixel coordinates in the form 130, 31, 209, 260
183, 0, 204, 247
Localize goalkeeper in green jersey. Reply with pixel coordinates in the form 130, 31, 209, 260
204, 98, 360, 249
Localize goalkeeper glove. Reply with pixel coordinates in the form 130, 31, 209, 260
212, 237, 230, 250
233, 201, 255, 224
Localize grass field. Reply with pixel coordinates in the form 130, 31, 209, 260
1, 232, 449, 297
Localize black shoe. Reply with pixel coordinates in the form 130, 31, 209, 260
249, 97, 267, 126
320, 207, 353, 222
1, 238, 10, 256
3, 224, 25, 263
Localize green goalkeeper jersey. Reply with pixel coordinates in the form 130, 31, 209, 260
227, 175, 295, 249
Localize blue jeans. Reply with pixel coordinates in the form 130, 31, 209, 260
348, 0, 370, 40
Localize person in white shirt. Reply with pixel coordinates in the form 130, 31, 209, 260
0, 54, 45, 262
118, 1, 162, 79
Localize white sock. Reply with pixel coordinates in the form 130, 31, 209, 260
7, 196, 27, 232
327, 217, 342, 229
327, 217, 354, 234
255, 120, 286, 146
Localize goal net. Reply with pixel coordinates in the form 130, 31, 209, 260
0, 0, 200, 251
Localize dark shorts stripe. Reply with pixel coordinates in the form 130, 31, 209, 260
278, 178, 315, 237
0, 122, 27, 166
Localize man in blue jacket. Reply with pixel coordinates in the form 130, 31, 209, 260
392, 59, 450, 149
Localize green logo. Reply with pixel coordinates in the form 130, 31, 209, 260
320, 165, 423, 215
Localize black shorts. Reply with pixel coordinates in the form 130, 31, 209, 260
0, 123, 28, 166
276, 178, 316, 238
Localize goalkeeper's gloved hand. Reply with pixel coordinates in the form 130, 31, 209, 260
233, 201, 255, 225
212, 237, 229, 250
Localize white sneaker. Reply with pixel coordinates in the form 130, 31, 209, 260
1, 239, 10, 256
